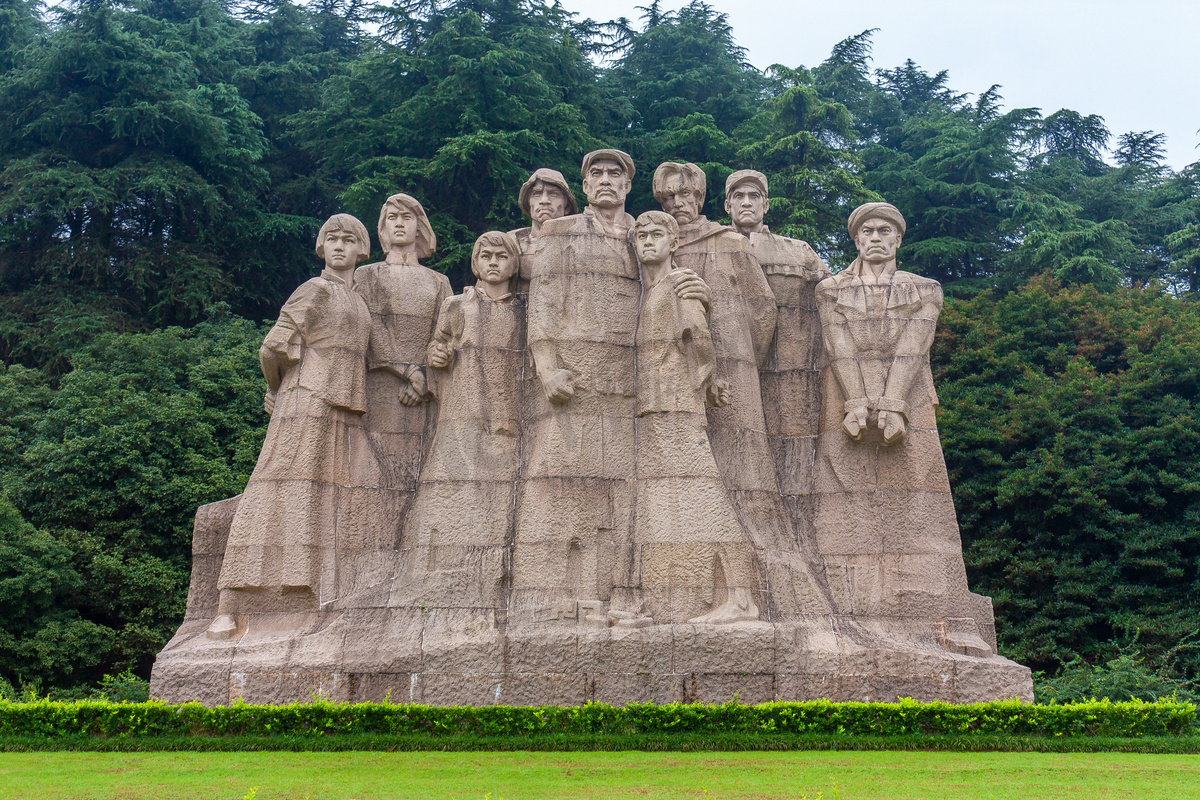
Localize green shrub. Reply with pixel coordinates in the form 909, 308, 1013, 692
1034, 644, 1200, 704
0, 698, 1192, 739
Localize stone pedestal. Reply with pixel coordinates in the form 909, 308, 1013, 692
151, 505, 1032, 706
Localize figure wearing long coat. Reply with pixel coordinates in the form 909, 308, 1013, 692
514, 207, 641, 619
749, 228, 831, 553
218, 268, 382, 605
672, 217, 832, 617
390, 286, 525, 612
634, 267, 758, 622
813, 259, 988, 634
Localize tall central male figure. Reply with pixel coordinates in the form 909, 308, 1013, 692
653, 161, 833, 619
514, 150, 708, 625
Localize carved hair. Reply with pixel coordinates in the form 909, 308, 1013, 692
377, 193, 437, 260
471, 231, 521, 279
633, 210, 680, 242
315, 213, 371, 264
652, 162, 707, 206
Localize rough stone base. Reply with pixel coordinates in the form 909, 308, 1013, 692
151, 610, 1032, 706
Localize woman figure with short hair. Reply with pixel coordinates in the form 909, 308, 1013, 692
353, 193, 452, 589
389, 231, 524, 614
208, 214, 380, 638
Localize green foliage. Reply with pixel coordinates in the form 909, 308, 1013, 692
89, 670, 151, 704
0, 314, 267, 690
934, 277, 1200, 678
0, 698, 1192, 739
1035, 653, 1200, 705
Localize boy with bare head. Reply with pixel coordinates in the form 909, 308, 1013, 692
630, 209, 759, 625
394, 231, 524, 614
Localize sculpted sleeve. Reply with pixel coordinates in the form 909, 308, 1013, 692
731, 238, 777, 369
260, 279, 321, 391
815, 276, 868, 410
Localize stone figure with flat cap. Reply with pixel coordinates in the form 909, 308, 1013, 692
515, 149, 710, 626
726, 169, 831, 556
509, 167, 578, 287
812, 201, 996, 655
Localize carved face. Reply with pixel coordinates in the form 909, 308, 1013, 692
854, 218, 902, 263
528, 181, 569, 225
725, 181, 767, 229
582, 159, 629, 209
323, 229, 360, 270
473, 243, 518, 286
635, 222, 676, 267
384, 203, 418, 250
659, 174, 703, 225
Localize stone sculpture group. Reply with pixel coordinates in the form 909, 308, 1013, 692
151, 150, 1033, 705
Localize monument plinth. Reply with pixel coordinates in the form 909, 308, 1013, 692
151, 157, 1033, 706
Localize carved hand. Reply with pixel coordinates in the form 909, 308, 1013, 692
841, 406, 869, 441
264, 390, 277, 416
542, 368, 575, 404
671, 268, 712, 310
398, 382, 426, 407
427, 341, 454, 369
707, 379, 731, 408
878, 409, 907, 445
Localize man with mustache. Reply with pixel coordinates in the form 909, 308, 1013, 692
515, 150, 709, 626
654, 162, 833, 619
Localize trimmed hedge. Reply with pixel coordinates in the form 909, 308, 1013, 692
0, 699, 1194, 739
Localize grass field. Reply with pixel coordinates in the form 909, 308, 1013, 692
3, 750, 1200, 800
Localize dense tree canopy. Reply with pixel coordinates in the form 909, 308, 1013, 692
1, 0, 1198, 693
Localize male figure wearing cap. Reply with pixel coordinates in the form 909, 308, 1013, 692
725, 170, 831, 549
653, 162, 832, 618
812, 202, 992, 653
509, 167, 578, 295
516, 149, 711, 625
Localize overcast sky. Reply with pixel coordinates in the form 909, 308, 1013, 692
565, 0, 1200, 169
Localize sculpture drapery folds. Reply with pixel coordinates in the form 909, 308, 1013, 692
155, 159, 1031, 707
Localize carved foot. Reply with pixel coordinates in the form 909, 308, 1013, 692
935, 617, 994, 657
608, 609, 654, 628
687, 588, 759, 624
205, 614, 239, 640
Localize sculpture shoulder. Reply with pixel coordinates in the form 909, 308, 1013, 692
894, 270, 941, 289
754, 231, 828, 272
539, 214, 591, 237
284, 276, 335, 307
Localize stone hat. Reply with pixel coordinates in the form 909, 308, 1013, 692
518, 168, 579, 217
725, 169, 768, 197
581, 148, 635, 181
847, 201, 907, 237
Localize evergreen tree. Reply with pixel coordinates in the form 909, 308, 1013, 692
293, 0, 602, 285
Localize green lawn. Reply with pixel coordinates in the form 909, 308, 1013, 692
3, 751, 1199, 800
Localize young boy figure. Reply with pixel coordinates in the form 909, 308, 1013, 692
390, 231, 524, 615
632, 211, 761, 625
